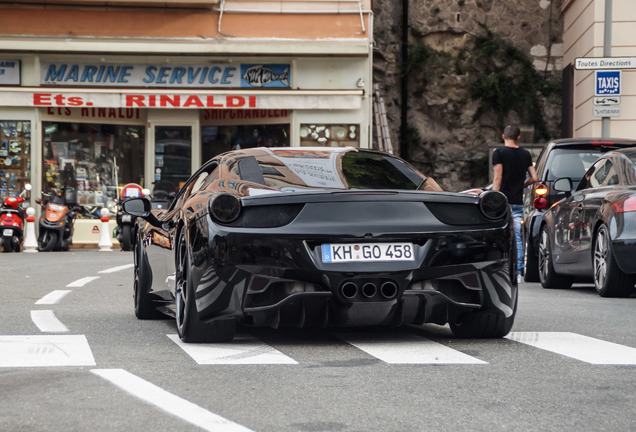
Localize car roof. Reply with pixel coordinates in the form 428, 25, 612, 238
547, 137, 636, 147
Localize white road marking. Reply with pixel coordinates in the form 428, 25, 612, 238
168, 334, 298, 365
91, 369, 255, 432
35, 289, 71, 305
98, 264, 134, 274
506, 332, 636, 365
30, 310, 69, 333
338, 332, 488, 364
0, 335, 95, 367
66, 276, 100, 287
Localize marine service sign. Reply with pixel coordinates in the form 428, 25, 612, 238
40, 62, 291, 89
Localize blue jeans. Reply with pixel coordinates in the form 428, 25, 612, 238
510, 204, 524, 275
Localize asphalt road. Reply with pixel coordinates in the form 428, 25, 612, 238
1, 249, 635, 432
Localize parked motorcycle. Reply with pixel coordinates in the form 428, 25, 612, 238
35, 187, 80, 252
0, 184, 31, 252
115, 183, 145, 251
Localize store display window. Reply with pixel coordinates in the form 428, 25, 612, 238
154, 126, 191, 197
42, 122, 144, 213
299, 124, 359, 147
0, 121, 31, 201
201, 124, 289, 162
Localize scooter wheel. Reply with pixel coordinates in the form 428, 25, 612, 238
39, 231, 58, 252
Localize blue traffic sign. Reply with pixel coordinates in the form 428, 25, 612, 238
595, 70, 621, 96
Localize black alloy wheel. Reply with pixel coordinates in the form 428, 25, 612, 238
538, 225, 573, 289
174, 232, 236, 343
133, 236, 161, 319
523, 236, 540, 282
450, 292, 517, 339
593, 224, 635, 297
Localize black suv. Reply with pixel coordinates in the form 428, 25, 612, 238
522, 137, 636, 282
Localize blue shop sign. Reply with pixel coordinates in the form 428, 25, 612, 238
40, 62, 291, 89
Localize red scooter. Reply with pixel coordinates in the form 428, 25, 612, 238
0, 184, 31, 252
35, 187, 80, 252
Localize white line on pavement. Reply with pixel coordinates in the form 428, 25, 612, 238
506, 332, 636, 365
337, 332, 488, 364
91, 369, 256, 432
0, 335, 96, 367
98, 264, 134, 274
66, 276, 100, 287
30, 310, 69, 333
168, 334, 298, 365
35, 290, 72, 305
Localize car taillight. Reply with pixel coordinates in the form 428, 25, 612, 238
534, 197, 548, 209
535, 184, 548, 196
613, 197, 636, 213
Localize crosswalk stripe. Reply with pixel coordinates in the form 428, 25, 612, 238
167, 334, 298, 365
506, 332, 636, 365
0, 335, 95, 367
337, 332, 488, 364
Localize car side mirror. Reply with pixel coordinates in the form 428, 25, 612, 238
121, 197, 162, 227
553, 177, 573, 195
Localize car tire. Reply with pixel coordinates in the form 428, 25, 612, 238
133, 237, 162, 319
449, 294, 517, 339
121, 224, 133, 251
593, 224, 635, 297
538, 225, 573, 289
523, 236, 540, 282
175, 232, 236, 343
39, 230, 58, 252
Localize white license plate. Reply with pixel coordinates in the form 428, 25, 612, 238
3, 229, 13, 236
321, 242, 414, 263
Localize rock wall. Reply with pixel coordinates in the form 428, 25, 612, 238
372, 0, 563, 190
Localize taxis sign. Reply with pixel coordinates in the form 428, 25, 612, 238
595, 70, 621, 96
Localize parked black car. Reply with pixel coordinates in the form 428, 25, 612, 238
522, 138, 636, 282
123, 147, 517, 343
537, 148, 636, 297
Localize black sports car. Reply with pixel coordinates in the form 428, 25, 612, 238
538, 148, 636, 297
123, 147, 518, 342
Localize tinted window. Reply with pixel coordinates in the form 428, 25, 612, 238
341, 152, 423, 190
545, 148, 606, 181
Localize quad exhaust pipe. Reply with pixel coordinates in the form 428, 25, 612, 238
338, 280, 399, 300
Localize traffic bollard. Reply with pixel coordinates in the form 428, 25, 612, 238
98, 208, 113, 252
23, 207, 38, 253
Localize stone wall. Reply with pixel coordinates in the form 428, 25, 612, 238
372, 0, 563, 190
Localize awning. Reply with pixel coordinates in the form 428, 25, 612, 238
0, 88, 363, 110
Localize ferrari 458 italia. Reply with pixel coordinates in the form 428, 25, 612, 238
123, 147, 518, 342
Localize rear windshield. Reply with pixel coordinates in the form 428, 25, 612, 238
546, 148, 611, 181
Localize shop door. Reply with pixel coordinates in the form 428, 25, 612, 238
153, 126, 191, 197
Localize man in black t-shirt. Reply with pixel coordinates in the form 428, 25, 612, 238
492, 125, 537, 278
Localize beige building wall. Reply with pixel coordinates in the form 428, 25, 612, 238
562, 0, 636, 138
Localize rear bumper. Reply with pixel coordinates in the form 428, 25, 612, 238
192, 226, 517, 328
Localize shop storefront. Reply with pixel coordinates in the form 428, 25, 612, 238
0, 55, 371, 245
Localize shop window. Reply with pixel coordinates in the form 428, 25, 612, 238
201, 124, 289, 162
299, 124, 359, 147
154, 126, 191, 197
42, 122, 144, 213
0, 121, 31, 200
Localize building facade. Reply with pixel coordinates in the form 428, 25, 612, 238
0, 0, 373, 243
562, 0, 636, 138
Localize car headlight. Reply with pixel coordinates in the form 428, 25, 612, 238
209, 193, 242, 224
479, 190, 508, 220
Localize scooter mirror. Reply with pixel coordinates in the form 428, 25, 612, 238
25, 184, 32, 191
